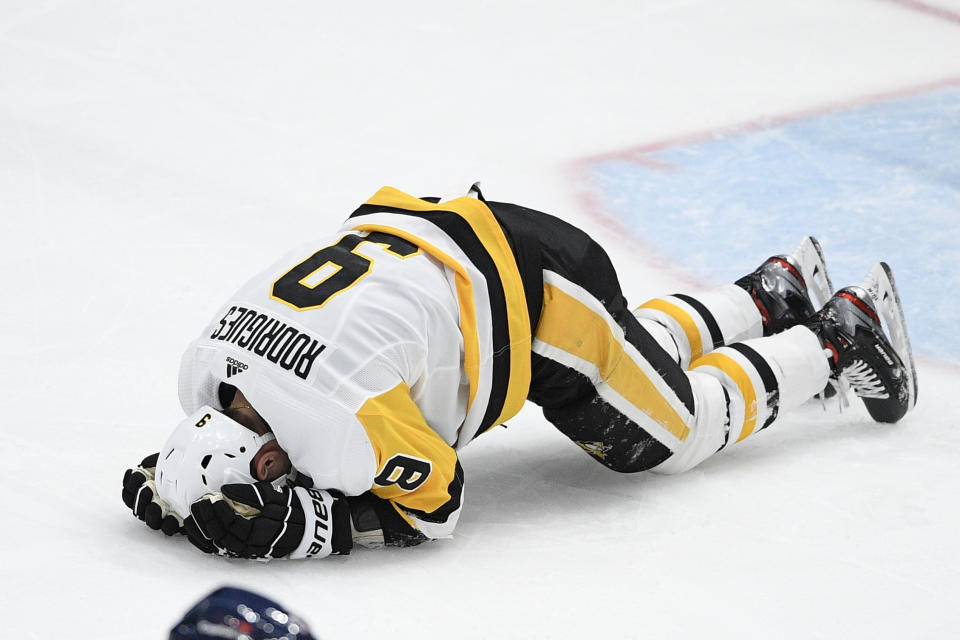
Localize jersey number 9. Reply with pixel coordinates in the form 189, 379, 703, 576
271, 232, 419, 310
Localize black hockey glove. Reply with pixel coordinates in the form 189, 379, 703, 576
121, 453, 184, 536
184, 482, 352, 560
345, 491, 428, 549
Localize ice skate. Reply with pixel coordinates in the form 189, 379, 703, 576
804, 262, 918, 423
736, 236, 834, 336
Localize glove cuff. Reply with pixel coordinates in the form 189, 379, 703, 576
288, 487, 339, 559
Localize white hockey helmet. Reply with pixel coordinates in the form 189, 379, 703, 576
155, 406, 276, 518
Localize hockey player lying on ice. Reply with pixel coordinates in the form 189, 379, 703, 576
122, 185, 918, 560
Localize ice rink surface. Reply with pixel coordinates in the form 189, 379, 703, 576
2, 1, 960, 637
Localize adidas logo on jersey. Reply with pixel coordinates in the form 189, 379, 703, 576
209, 305, 328, 381
226, 357, 248, 378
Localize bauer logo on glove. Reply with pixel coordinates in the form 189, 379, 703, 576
185, 482, 346, 560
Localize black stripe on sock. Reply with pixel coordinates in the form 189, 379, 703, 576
726, 342, 780, 429
672, 293, 724, 350
718, 385, 732, 449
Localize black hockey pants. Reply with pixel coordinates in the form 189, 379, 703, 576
488, 201, 696, 473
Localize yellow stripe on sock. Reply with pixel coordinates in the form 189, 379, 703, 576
638, 298, 704, 360
691, 351, 759, 442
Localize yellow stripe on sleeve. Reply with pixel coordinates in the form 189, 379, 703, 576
355, 382, 461, 516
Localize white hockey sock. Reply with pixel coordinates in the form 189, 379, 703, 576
743, 325, 831, 411
652, 326, 829, 475
634, 284, 762, 368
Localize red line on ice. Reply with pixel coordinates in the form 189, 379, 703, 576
880, 0, 960, 26
566, 74, 960, 291
574, 74, 960, 167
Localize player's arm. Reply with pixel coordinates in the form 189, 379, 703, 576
184, 481, 352, 558
180, 466, 445, 559
184, 382, 463, 559
182, 483, 429, 559
356, 381, 465, 541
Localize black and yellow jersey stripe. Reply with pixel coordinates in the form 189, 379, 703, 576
346, 186, 536, 444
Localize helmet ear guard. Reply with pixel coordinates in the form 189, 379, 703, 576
156, 406, 278, 518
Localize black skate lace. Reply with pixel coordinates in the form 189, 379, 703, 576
843, 360, 889, 399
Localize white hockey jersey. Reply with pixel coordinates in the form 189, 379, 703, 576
178, 187, 535, 538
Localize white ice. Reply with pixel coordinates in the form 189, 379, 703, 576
2, 1, 960, 638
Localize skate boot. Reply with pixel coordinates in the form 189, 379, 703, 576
736, 236, 834, 336
803, 263, 918, 423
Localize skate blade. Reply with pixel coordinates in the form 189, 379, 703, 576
794, 236, 843, 405
792, 236, 835, 308
860, 262, 918, 411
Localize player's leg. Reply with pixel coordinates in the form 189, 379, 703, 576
488, 199, 690, 471
490, 201, 828, 473
489, 201, 912, 475
529, 265, 695, 472
655, 262, 917, 472
654, 325, 830, 473
634, 237, 833, 369
513, 214, 829, 473
528, 259, 830, 474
